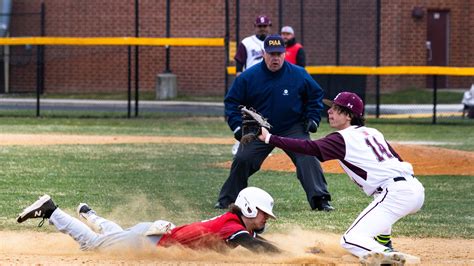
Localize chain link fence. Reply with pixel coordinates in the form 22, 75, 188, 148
0, 1, 472, 123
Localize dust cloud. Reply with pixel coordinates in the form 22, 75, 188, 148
2, 226, 473, 264
0, 228, 352, 265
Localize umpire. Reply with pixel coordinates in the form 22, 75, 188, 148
215, 34, 333, 211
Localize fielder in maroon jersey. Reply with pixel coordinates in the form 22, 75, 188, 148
258, 92, 425, 265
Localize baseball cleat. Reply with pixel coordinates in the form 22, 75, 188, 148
374, 235, 396, 252
383, 240, 396, 252
17, 194, 57, 225
76, 203, 96, 219
77, 203, 101, 232
359, 251, 406, 266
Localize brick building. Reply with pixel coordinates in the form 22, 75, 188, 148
4, 0, 473, 97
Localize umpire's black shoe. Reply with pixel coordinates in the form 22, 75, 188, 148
319, 201, 335, 212
313, 199, 335, 212
214, 202, 227, 209
17, 194, 57, 225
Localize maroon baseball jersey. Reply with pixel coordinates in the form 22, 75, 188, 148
157, 212, 251, 250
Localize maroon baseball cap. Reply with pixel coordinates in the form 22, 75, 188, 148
255, 15, 272, 26
323, 92, 364, 117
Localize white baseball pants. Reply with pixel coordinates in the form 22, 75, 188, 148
49, 208, 161, 251
340, 176, 425, 257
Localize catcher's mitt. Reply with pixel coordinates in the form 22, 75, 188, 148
239, 105, 272, 145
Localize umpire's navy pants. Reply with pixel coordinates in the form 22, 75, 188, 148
216, 123, 331, 209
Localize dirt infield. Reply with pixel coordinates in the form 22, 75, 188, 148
1, 133, 472, 175
257, 143, 474, 176
0, 134, 234, 146
1, 230, 472, 265
1, 134, 473, 264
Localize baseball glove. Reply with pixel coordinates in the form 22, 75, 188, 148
239, 105, 272, 145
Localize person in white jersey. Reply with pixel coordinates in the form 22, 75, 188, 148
258, 91, 425, 265
231, 15, 272, 156
234, 15, 271, 77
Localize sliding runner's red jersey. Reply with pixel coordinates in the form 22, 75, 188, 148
158, 212, 252, 250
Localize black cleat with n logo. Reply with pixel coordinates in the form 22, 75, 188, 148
17, 195, 57, 224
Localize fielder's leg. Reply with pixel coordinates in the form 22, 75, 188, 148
373, 193, 395, 251
341, 178, 424, 258
340, 195, 396, 257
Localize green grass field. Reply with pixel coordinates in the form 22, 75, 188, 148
0, 116, 472, 240
366, 88, 465, 104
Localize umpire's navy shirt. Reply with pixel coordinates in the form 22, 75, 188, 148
225, 61, 324, 135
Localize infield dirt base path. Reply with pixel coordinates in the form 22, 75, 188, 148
258, 143, 474, 176
1, 230, 472, 265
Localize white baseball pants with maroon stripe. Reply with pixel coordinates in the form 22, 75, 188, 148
340, 177, 425, 257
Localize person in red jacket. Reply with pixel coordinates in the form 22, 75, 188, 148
17, 187, 280, 254
281, 26, 306, 67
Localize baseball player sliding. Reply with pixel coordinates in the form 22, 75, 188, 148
258, 92, 425, 265
17, 187, 280, 254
